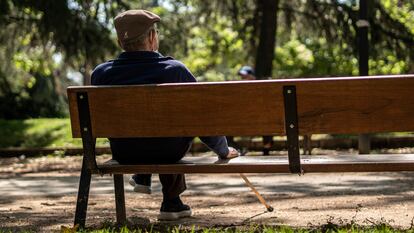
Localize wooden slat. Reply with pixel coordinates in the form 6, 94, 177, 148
297, 76, 414, 134
68, 81, 284, 137
67, 75, 414, 138
97, 154, 414, 174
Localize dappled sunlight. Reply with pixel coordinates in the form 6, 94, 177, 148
1, 156, 414, 231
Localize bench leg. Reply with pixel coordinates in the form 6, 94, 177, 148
114, 174, 127, 225
74, 161, 92, 228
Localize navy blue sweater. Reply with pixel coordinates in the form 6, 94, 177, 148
91, 51, 229, 163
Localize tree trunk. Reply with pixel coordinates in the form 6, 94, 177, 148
254, 0, 279, 155
358, 0, 371, 154
254, 0, 279, 80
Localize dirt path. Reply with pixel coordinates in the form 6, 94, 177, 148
1, 152, 414, 232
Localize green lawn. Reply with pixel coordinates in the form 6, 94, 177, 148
1, 224, 413, 233
0, 118, 108, 148
62, 224, 414, 233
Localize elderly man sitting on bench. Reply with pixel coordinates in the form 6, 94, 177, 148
90, 9, 239, 220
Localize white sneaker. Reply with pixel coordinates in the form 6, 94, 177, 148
128, 177, 151, 194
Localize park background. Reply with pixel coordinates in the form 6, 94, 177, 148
1, 0, 414, 232
0, 0, 413, 151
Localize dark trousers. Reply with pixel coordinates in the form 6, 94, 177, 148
262, 136, 273, 155
111, 137, 194, 201
135, 173, 186, 200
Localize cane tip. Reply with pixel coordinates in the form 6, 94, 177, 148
267, 206, 274, 212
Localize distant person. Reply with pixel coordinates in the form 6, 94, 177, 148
91, 9, 239, 220
228, 66, 274, 155
238, 65, 256, 80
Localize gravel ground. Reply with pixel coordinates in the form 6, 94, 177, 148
1, 150, 414, 232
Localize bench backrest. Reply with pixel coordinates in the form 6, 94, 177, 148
68, 75, 414, 139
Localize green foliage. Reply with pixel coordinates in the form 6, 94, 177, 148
1, 0, 413, 119
0, 44, 68, 118
5, 0, 120, 63
182, 19, 246, 81
0, 118, 108, 148
274, 37, 410, 78
0, 0, 128, 119
274, 38, 358, 77
155, 0, 414, 81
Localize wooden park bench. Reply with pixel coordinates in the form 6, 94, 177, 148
67, 74, 414, 227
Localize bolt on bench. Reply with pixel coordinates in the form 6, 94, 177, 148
68, 74, 414, 227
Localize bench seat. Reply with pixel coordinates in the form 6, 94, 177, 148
99, 154, 414, 174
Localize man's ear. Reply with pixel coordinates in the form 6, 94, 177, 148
148, 30, 156, 51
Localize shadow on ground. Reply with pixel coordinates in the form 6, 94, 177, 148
1, 155, 414, 231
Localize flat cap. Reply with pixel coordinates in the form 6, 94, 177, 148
114, 10, 160, 43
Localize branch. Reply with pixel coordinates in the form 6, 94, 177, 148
4, 15, 39, 23
373, 2, 414, 45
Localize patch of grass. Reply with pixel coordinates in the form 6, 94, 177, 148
0, 118, 108, 148
2, 223, 414, 233
60, 223, 414, 233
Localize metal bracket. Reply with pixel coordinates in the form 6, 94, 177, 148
283, 86, 302, 174
77, 92, 99, 173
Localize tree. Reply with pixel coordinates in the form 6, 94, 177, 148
255, 0, 278, 80
1, 0, 413, 119
0, 0, 128, 118
172, 0, 414, 78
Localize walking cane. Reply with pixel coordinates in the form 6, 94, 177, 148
239, 173, 274, 212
